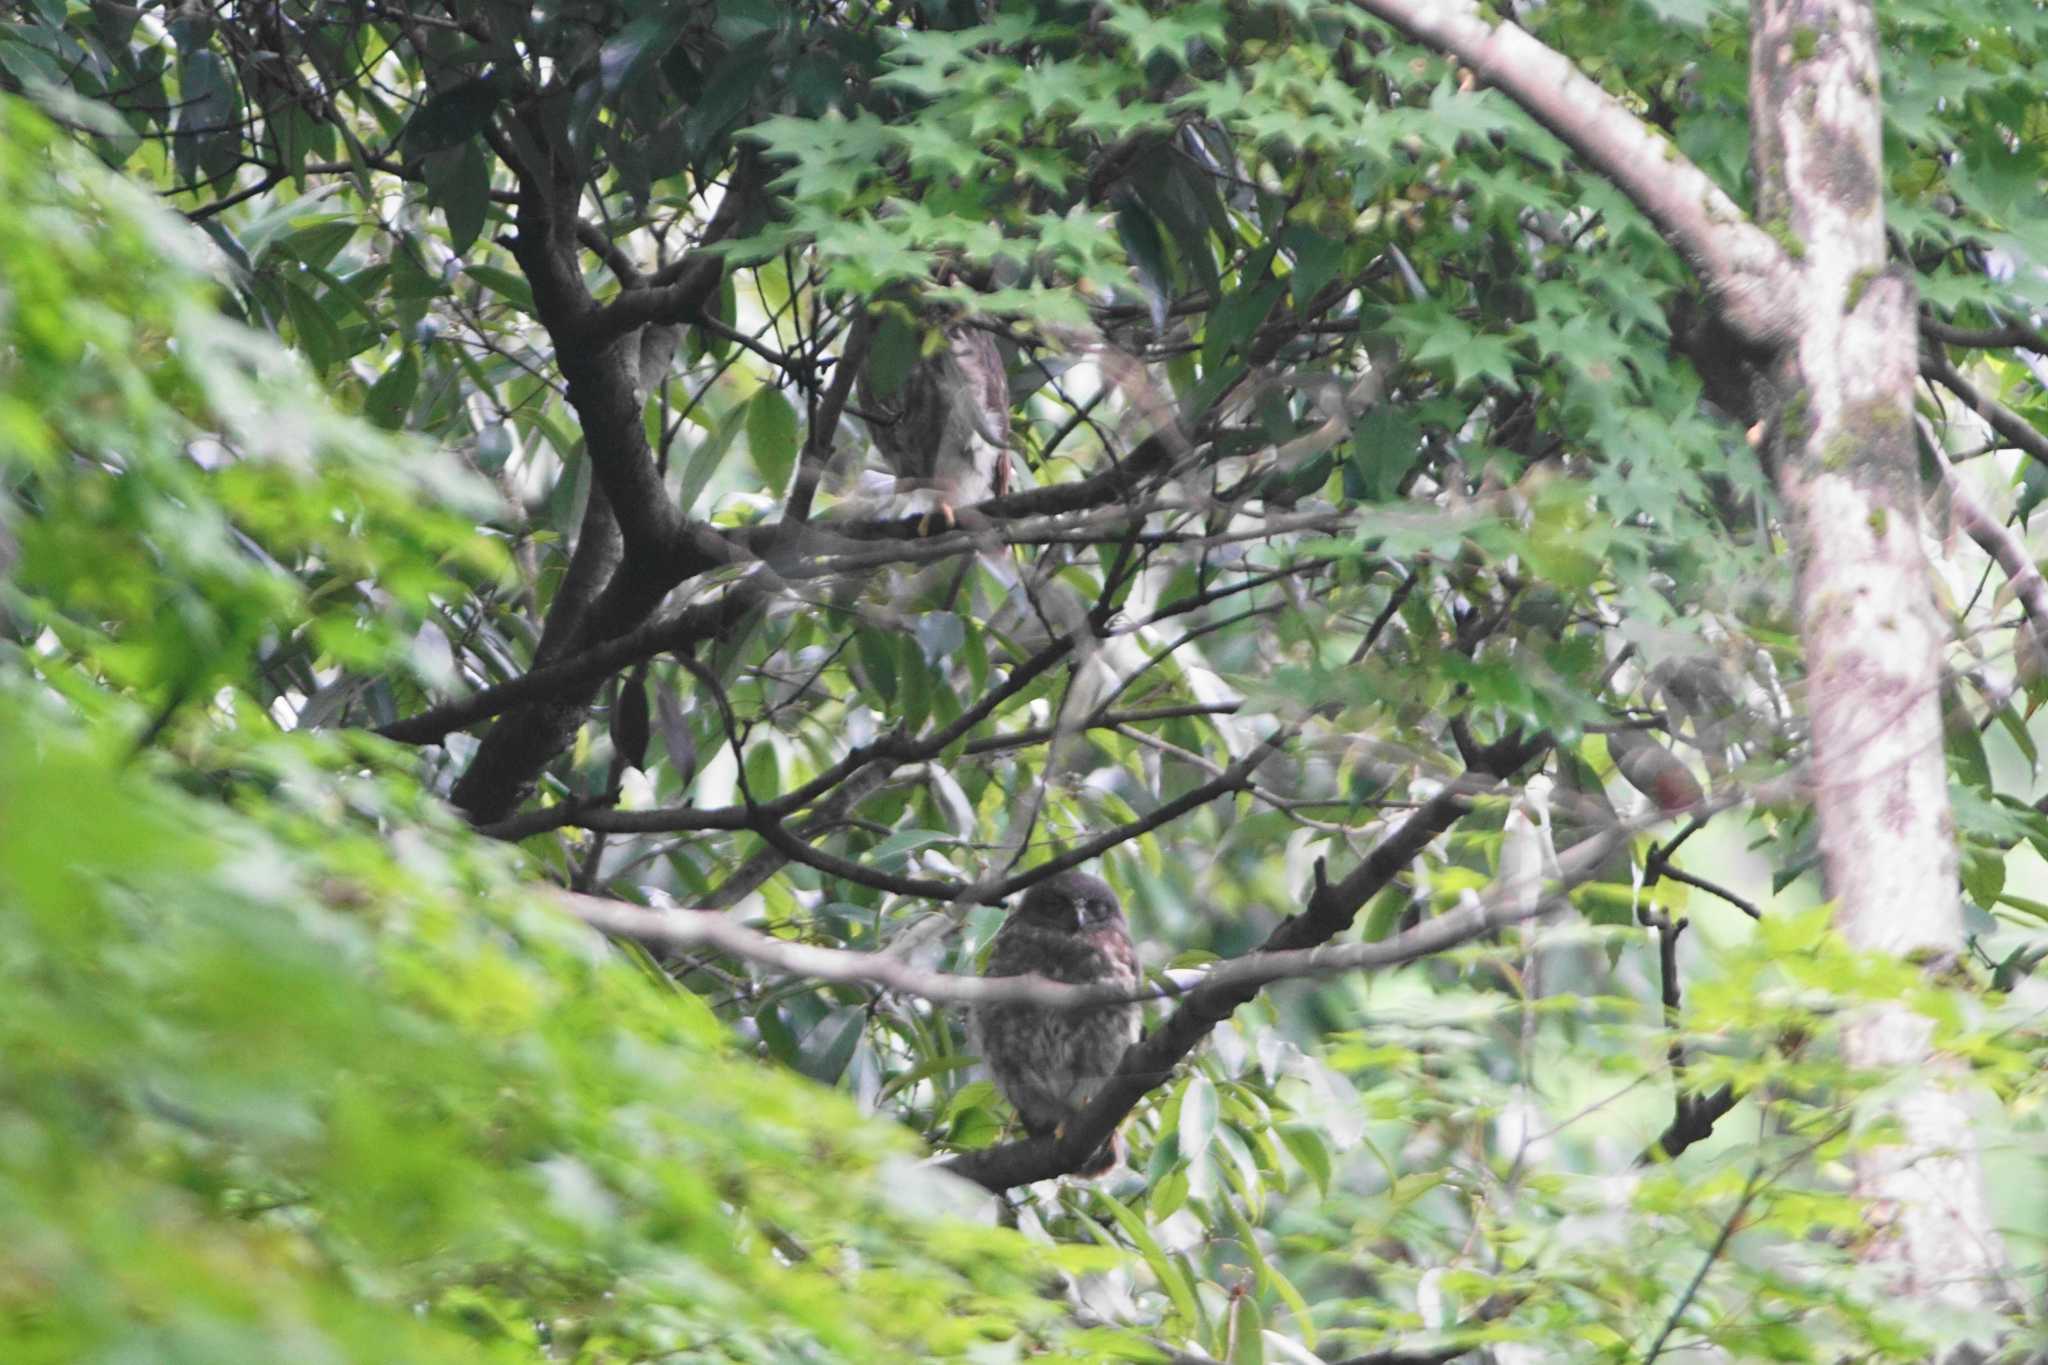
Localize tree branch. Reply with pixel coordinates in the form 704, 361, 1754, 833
378, 588, 763, 746
943, 737, 1553, 1192
558, 800, 1621, 1015
1347, 0, 1795, 347
1921, 315, 2048, 356
1923, 350, 2048, 471
1925, 416, 2048, 646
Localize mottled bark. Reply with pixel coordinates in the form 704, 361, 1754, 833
1751, 0, 2006, 1327
1354, 0, 2012, 1336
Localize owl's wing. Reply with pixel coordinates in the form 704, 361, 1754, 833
943, 326, 1011, 503
950, 326, 1010, 450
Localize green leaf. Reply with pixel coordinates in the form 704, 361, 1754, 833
173, 49, 239, 185
1114, 197, 1174, 332
745, 385, 800, 493
464, 265, 534, 314
600, 15, 683, 97
1347, 407, 1421, 504
855, 628, 899, 703
797, 1009, 865, 1084
365, 349, 420, 429
1178, 1073, 1219, 1162
1094, 1192, 1200, 1327
864, 310, 920, 401
282, 279, 345, 377
402, 76, 503, 157
1278, 1125, 1331, 1197
675, 407, 741, 512
1283, 225, 1344, 312
1961, 842, 2005, 909
280, 219, 358, 272
1132, 151, 1221, 299
1993, 892, 2048, 926
1228, 1291, 1265, 1365
866, 828, 950, 869
425, 139, 492, 257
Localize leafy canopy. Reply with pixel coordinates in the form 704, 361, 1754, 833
3, 0, 2048, 1359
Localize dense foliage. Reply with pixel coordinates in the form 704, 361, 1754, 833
0, 106, 1098, 1362
4, 0, 2048, 1360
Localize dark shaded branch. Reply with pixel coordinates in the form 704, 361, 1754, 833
700, 760, 902, 909
1921, 315, 2048, 356
1651, 865, 1760, 920
721, 729, 1284, 904
1643, 1084, 1739, 1165
378, 589, 763, 745
1923, 350, 2048, 470
498, 120, 681, 558
499, 703, 1248, 840
1635, 908, 1740, 1165
961, 702, 1242, 756
1644, 816, 1760, 921
533, 480, 624, 667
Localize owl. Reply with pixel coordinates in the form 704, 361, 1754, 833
858, 319, 1012, 527
971, 870, 1142, 1175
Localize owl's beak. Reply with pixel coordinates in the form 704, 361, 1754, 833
1074, 905, 1087, 932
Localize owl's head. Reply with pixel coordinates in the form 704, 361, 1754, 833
1013, 870, 1123, 935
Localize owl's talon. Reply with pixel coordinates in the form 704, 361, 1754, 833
918, 502, 958, 536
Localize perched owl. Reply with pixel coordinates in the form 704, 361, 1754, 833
858, 320, 1012, 526
971, 871, 1141, 1175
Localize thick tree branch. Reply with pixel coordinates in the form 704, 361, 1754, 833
503, 152, 681, 563
944, 738, 1552, 1192
581, 154, 759, 349
1348, 0, 1795, 348
495, 704, 1246, 839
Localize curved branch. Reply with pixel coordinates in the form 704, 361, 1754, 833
1348, 0, 1795, 347
505, 158, 680, 559
582, 155, 759, 349
719, 728, 1284, 904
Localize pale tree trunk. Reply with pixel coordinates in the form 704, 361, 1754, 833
1750, 0, 2008, 1331
1349, 0, 2016, 1343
